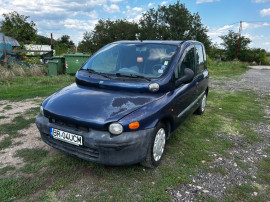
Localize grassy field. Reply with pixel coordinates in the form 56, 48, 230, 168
0, 62, 269, 201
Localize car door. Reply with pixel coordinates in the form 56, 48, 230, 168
194, 44, 208, 98
172, 45, 198, 128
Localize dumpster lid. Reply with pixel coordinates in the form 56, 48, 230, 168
64, 52, 90, 57
53, 56, 64, 59
48, 60, 58, 63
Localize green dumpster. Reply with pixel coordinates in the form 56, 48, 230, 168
52, 56, 65, 74
48, 60, 58, 76
64, 53, 90, 74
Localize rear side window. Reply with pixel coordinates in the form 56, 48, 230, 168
195, 44, 205, 74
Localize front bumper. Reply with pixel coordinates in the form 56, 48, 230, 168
36, 115, 154, 166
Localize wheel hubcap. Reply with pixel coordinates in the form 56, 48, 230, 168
153, 128, 166, 162
201, 94, 207, 112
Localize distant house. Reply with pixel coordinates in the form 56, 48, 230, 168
0, 32, 20, 59
24, 44, 55, 55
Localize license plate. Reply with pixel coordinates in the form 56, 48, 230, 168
50, 128, 83, 146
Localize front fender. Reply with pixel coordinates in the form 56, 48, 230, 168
118, 91, 175, 132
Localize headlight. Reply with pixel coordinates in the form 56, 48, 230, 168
148, 83, 159, 92
40, 106, 44, 116
109, 122, 123, 135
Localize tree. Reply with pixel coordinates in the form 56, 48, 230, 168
58, 35, 74, 49
139, 1, 211, 51
35, 35, 51, 45
78, 19, 139, 53
0, 11, 37, 43
54, 35, 75, 55
220, 30, 251, 60
78, 32, 92, 53
240, 48, 268, 64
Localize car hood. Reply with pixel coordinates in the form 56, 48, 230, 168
43, 83, 163, 130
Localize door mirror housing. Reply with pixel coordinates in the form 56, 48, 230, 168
175, 68, 194, 87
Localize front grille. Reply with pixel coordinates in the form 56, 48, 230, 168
42, 133, 99, 159
49, 118, 89, 132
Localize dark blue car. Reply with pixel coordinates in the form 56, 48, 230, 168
36, 40, 209, 168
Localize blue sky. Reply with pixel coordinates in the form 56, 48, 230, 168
0, 0, 270, 50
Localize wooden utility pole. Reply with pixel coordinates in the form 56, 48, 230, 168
51, 33, 53, 50
235, 21, 242, 60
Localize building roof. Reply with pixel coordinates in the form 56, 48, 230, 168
0, 33, 20, 46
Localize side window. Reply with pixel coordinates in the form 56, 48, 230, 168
175, 47, 195, 80
195, 45, 205, 74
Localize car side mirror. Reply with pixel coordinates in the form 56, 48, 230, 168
175, 68, 194, 87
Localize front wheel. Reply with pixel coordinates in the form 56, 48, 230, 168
140, 123, 167, 168
196, 93, 207, 115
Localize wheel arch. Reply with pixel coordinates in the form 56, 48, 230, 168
158, 116, 174, 140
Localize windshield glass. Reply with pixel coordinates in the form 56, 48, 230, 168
82, 43, 178, 79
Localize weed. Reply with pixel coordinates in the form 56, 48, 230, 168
208, 61, 249, 78
0, 137, 12, 150
3, 105, 12, 110
0, 115, 35, 137
0, 166, 16, 175
225, 184, 258, 201
257, 158, 270, 184
15, 148, 48, 164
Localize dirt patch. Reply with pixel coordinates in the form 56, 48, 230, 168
0, 97, 44, 125
0, 123, 54, 170
0, 134, 9, 142
0, 97, 55, 171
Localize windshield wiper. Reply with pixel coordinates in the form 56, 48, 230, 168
115, 73, 151, 81
85, 68, 113, 79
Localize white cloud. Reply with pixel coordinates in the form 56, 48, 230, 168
148, 3, 154, 8
242, 22, 270, 29
207, 25, 234, 37
110, 0, 123, 2
0, 0, 106, 19
61, 19, 98, 31
103, 4, 120, 13
196, 0, 220, 4
127, 13, 144, 23
161, 1, 168, 6
132, 7, 143, 12
252, 0, 270, 3
260, 8, 270, 16
124, 6, 144, 20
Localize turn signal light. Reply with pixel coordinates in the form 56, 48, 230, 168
129, 121, 140, 129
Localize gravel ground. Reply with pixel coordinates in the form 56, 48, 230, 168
210, 69, 270, 93
170, 69, 270, 201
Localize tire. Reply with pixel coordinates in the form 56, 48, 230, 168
196, 93, 207, 115
140, 122, 167, 168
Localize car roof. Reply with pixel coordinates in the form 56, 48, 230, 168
113, 40, 184, 46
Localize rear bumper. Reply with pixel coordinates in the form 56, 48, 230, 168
36, 115, 154, 166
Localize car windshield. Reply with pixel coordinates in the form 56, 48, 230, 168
81, 43, 178, 79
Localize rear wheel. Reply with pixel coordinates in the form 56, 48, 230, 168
141, 122, 167, 168
196, 93, 207, 115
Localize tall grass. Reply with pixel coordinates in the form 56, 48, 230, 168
0, 63, 48, 81
207, 60, 249, 78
